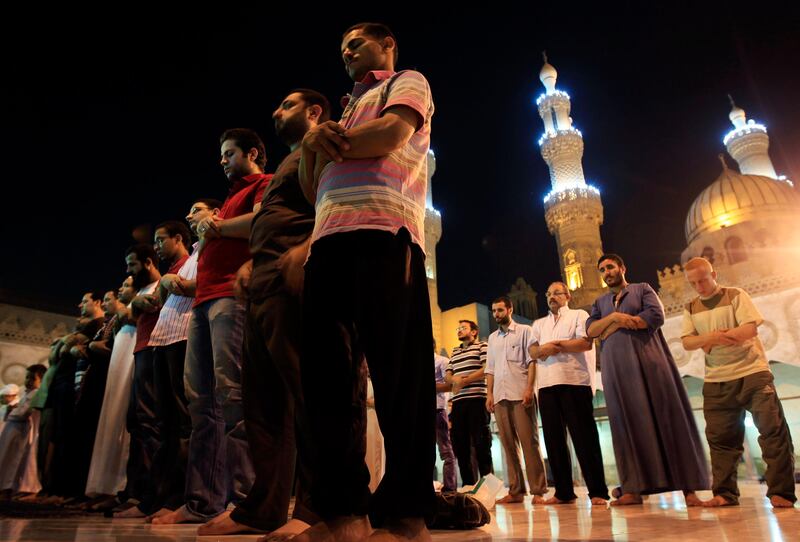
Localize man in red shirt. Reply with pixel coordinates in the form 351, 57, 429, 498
114, 243, 162, 517
154, 129, 270, 529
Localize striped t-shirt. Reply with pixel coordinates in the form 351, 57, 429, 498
149, 246, 199, 347
681, 286, 768, 382
447, 341, 488, 401
312, 69, 434, 251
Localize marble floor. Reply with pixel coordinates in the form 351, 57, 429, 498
0, 483, 797, 541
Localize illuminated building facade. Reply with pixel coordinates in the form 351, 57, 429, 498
657, 99, 800, 378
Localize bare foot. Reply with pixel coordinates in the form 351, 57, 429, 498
259, 519, 312, 542
151, 504, 204, 525
495, 494, 524, 504
197, 510, 267, 535
113, 505, 146, 519
530, 495, 547, 505
769, 495, 795, 508
702, 495, 737, 507
293, 515, 372, 542
590, 497, 609, 506
543, 496, 575, 505
684, 492, 703, 507
145, 507, 173, 524
38, 495, 66, 506
368, 518, 431, 542
610, 493, 643, 506
83, 495, 118, 511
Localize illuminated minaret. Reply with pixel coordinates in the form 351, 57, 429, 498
724, 96, 778, 179
537, 53, 607, 309
424, 149, 444, 350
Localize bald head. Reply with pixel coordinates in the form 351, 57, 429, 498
684, 257, 714, 273
684, 257, 718, 297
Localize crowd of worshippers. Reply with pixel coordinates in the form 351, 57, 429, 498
0, 19, 796, 542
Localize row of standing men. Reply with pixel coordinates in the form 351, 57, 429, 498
433, 255, 796, 511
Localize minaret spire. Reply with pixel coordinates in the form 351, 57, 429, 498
723, 97, 777, 178
536, 56, 606, 309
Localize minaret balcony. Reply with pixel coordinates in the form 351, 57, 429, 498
538, 127, 583, 147
723, 120, 767, 146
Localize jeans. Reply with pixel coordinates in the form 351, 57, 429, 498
435, 409, 457, 492
183, 297, 253, 519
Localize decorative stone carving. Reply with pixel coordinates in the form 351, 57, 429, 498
760, 320, 778, 351
668, 337, 689, 367
1, 363, 27, 386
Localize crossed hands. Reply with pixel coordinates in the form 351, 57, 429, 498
303, 121, 350, 163
133, 294, 161, 313
196, 215, 224, 241
537, 342, 563, 360
612, 312, 642, 329
160, 274, 186, 296
703, 329, 740, 353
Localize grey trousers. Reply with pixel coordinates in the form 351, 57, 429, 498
703, 370, 796, 504
494, 399, 547, 497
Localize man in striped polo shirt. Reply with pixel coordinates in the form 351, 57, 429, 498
681, 257, 796, 508
297, 22, 435, 541
446, 320, 494, 489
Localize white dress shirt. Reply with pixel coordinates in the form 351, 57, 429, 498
528, 305, 596, 392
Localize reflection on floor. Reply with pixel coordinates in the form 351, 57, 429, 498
0, 483, 797, 541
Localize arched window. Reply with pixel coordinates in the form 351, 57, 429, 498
701, 246, 715, 264
725, 236, 747, 264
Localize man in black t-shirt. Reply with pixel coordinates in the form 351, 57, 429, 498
197, 89, 331, 537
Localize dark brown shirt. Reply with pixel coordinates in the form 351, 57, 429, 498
248, 148, 315, 301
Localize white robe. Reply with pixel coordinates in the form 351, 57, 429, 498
84, 323, 136, 496
365, 378, 385, 493
0, 388, 41, 493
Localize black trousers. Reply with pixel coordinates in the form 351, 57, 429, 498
140, 340, 191, 513
538, 384, 609, 500
230, 292, 319, 531
69, 353, 111, 497
126, 347, 159, 506
47, 356, 77, 497
449, 397, 494, 486
301, 229, 436, 526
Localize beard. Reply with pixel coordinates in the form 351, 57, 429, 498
132, 269, 151, 290
276, 116, 310, 147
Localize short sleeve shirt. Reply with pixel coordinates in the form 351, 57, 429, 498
446, 341, 488, 401
486, 321, 533, 403
195, 173, 271, 306
434, 353, 450, 410
313, 70, 434, 251
681, 286, 769, 382
529, 306, 596, 391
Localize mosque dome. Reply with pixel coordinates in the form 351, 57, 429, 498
685, 161, 800, 244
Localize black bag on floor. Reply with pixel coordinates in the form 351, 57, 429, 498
426, 491, 491, 530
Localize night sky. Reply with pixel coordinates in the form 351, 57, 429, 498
4, 6, 799, 316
